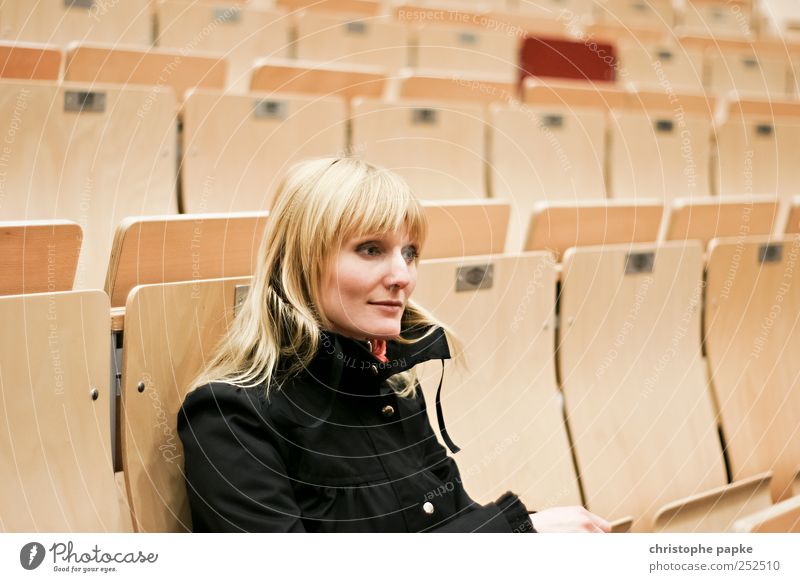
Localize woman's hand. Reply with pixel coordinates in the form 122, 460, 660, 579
529, 506, 612, 533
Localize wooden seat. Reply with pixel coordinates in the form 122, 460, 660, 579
523, 200, 663, 261
681, 0, 755, 39
705, 49, 790, 99
295, 12, 408, 72
733, 494, 800, 533
414, 252, 583, 510
704, 234, 800, 502
0, 0, 151, 46
156, 1, 290, 92
489, 101, 608, 251
714, 98, 800, 199
276, 0, 384, 15
664, 196, 779, 249
414, 24, 518, 81
0, 41, 61, 80
0, 220, 82, 295
421, 200, 509, 258
592, 0, 674, 30
121, 277, 249, 531
0, 79, 178, 289
0, 290, 130, 531
105, 213, 268, 309
560, 241, 770, 530
181, 90, 347, 213
64, 43, 227, 100
608, 90, 714, 200
250, 58, 386, 100
522, 77, 627, 109
351, 98, 486, 199
615, 41, 704, 92
390, 68, 516, 104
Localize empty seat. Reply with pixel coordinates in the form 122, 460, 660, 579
714, 98, 800, 198
181, 90, 347, 213
705, 48, 790, 99
250, 58, 386, 99
734, 495, 800, 533
414, 253, 582, 508
156, 1, 290, 92
0, 79, 178, 289
421, 200, 509, 258
513, 0, 593, 18
608, 90, 714, 200
0, 0, 151, 46
351, 98, 486, 199
414, 24, 518, 80
615, 41, 703, 92
0, 220, 82, 295
681, 0, 754, 39
560, 241, 771, 530
106, 213, 268, 309
0, 41, 61, 80
704, 234, 800, 501
523, 200, 663, 261
295, 12, 408, 72
664, 196, 779, 248
64, 43, 227, 100
121, 277, 250, 531
0, 290, 130, 531
489, 100, 608, 251
592, 0, 674, 30
276, 0, 384, 15
390, 68, 516, 104
520, 35, 617, 83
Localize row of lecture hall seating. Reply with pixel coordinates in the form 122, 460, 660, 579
2, 53, 799, 284
3, 2, 800, 94
2, 210, 800, 532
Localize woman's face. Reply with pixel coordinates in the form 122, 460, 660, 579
320, 230, 419, 339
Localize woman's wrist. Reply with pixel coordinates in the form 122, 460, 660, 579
495, 491, 536, 533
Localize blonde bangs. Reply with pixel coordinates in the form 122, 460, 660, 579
334, 164, 427, 250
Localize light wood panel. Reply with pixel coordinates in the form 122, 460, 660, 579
65, 43, 227, 100
415, 252, 582, 510
734, 494, 800, 532
0, 0, 151, 46
391, 68, 516, 104
295, 12, 408, 72
490, 103, 607, 251
523, 201, 663, 261
0, 41, 61, 80
615, 41, 704, 93
351, 98, 486, 199
250, 58, 386, 99
105, 213, 268, 308
705, 235, 800, 501
682, 0, 754, 39
714, 98, 800, 199
156, 1, 290, 92
560, 242, 726, 531
706, 51, 790, 99
0, 220, 82, 295
0, 79, 178, 289
122, 277, 250, 532
664, 196, 779, 248
593, 0, 675, 29
522, 78, 627, 109
421, 200, 509, 258
276, 0, 383, 15
0, 290, 129, 532
786, 197, 800, 234
181, 90, 346, 213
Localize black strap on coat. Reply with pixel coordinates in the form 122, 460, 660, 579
435, 359, 460, 455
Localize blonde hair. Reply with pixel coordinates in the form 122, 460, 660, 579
191, 157, 453, 399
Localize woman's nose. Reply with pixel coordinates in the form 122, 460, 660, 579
385, 249, 412, 289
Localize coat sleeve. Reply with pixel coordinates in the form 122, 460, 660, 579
416, 387, 535, 533
177, 383, 305, 533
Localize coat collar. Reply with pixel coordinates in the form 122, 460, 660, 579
268, 326, 451, 428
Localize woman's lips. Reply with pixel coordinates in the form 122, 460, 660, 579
369, 301, 403, 313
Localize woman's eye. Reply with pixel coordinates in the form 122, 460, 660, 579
358, 244, 381, 256
402, 246, 419, 262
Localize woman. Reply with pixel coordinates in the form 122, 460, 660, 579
178, 157, 611, 533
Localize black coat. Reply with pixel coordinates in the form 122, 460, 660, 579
177, 326, 534, 532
